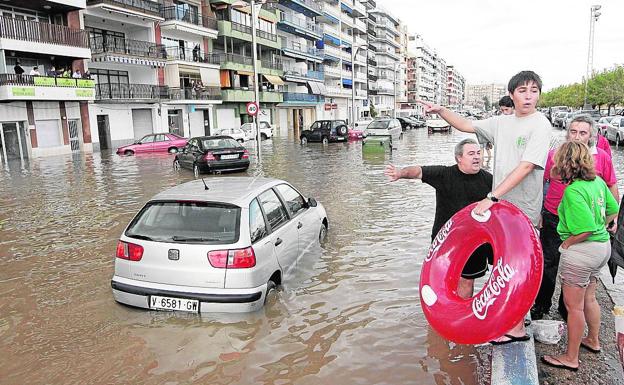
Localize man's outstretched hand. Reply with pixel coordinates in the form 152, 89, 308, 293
384, 164, 401, 182
417, 100, 443, 114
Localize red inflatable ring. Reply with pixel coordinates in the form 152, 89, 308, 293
419, 201, 543, 344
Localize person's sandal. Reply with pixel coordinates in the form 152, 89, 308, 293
489, 334, 530, 345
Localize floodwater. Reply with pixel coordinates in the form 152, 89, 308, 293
1, 128, 622, 385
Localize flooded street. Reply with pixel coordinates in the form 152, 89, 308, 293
1, 128, 622, 385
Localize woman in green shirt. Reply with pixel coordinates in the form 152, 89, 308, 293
542, 141, 619, 371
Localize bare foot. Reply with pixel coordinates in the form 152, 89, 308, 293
542, 354, 579, 370
581, 337, 601, 352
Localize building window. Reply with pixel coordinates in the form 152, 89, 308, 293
91, 69, 129, 85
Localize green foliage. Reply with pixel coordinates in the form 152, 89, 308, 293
482, 95, 490, 111
539, 66, 624, 112
369, 100, 378, 118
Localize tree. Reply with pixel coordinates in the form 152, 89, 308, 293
482, 95, 490, 111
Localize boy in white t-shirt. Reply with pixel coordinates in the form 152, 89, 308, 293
419, 71, 552, 345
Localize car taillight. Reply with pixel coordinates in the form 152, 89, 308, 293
207, 247, 256, 268
203, 152, 215, 161
116, 240, 144, 261
242, 149, 249, 159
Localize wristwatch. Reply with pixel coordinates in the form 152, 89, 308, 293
486, 192, 499, 202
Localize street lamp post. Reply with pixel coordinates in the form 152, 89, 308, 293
583, 4, 601, 109
351, 44, 365, 127
250, 0, 261, 163
393, 62, 403, 118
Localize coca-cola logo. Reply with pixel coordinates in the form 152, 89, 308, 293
472, 259, 516, 320
425, 219, 453, 262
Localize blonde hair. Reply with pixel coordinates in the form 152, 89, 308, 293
551, 141, 596, 183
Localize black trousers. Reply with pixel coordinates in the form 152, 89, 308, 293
534, 210, 563, 312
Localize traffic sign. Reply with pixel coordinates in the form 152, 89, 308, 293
246, 102, 258, 116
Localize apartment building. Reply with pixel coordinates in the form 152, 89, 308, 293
433, 53, 446, 105
0, 1, 93, 161
275, 0, 324, 131
317, 0, 366, 123
367, 6, 401, 116
211, 0, 282, 130
406, 34, 435, 109
446, 65, 465, 108
465, 83, 507, 110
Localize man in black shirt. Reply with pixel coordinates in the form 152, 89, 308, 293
384, 138, 493, 298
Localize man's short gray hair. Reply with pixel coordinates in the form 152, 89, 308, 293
454, 138, 479, 161
566, 114, 597, 147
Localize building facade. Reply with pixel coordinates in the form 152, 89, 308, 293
446, 65, 465, 109
465, 83, 507, 110
0, 0, 93, 162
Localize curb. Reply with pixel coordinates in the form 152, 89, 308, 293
490, 319, 539, 385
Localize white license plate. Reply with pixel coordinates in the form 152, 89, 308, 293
221, 154, 239, 159
336, 137, 346, 141
150, 295, 199, 312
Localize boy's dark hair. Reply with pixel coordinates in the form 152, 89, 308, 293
507, 71, 542, 93
498, 96, 514, 108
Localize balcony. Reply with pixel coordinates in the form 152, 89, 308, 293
167, 86, 222, 102
96, 83, 168, 101
323, 65, 341, 78
87, 0, 162, 19
283, 66, 323, 82
161, 6, 218, 38
354, 17, 366, 32
0, 16, 91, 58
278, 0, 322, 18
278, 13, 323, 41
281, 40, 323, 62
320, 3, 341, 22
222, 88, 282, 103
90, 36, 167, 65
356, 89, 366, 97
321, 44, 342, 61
165, 46, 220, 66
368, 58, 377, 66
217, 20, 280, 49
0, 74, 95, 101
283, 92, 323, 103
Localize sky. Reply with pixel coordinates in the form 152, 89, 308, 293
384, 0, 624, 91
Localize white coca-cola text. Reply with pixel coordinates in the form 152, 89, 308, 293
425, 219, 453, 262
471, 259, 516, 320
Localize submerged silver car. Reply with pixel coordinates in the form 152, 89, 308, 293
111, 177, 328, 313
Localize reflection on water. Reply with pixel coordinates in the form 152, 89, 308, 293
3, 128, 620, 384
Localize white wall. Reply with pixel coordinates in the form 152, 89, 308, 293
0, 103, 28, 122
215, 107, 239, 130
88, 62, 158, 85
188, 110, 204, 138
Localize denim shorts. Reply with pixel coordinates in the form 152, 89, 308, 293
558, 241, 611, 287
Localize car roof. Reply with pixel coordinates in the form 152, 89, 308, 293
151, 177, 284, 206
190, 135, 237, 140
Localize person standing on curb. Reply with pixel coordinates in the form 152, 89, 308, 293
384, 138, 493, 299
541, 141, 619, 372
419, 70, 552, 345
532, 115, 619, 320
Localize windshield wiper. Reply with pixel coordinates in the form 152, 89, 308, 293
126, 234, 153, 241
171, 235, 220, 242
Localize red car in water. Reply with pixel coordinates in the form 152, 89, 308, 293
116, 133, 188, 155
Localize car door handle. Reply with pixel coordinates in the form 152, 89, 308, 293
297, 222, 303, 229
274, 238, 283, 246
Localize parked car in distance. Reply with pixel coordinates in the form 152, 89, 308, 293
215, 128, 248, 142
111, 177, 328, 313
352, 119, 373, 130
116, 133, 188, 156
348, 127, 366, 140
365, 118, 403, 141
605, 116, 624, 144
409, 115, 427, 127
174, 136, 250, 177
240, 121, 273, 140
397, 117, 415, 131
597, 116, 615, 136
426, 114, 451, 132
300, 120, 349, 145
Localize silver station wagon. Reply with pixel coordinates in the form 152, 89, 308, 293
111, 177, 328, 313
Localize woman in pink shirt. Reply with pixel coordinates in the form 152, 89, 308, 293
531, 115, 619, 320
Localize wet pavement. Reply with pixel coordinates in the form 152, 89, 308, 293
1, 128, 622, 385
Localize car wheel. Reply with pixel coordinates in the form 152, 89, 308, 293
124, 150, 134, 156
319, 223, 328, 244
336, 125, 348, 136
193, 163, 200, 178
300, 136, 308, 145
261, 133, 267, 140
168, 147, 178, 154
322, 137, 329, 145
173, 159, 181, 171
264, 280, 277, 305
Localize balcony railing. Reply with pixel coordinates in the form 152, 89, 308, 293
261, 57, 283, 70
168, 86, 222, 100
0, 16, 89, 48
279, 13, 322, 35
96, 83, 168, 99
282, 40, 321, 57
217, 52, 253, 66
0, 74, 95, 88
165, 46, 220, 64
231, 21, 277, 42
161, 6, 217, 30
291, 0, 322, 14
90, 36, 166, 59
283, 92, 323, 103
283, 67, 323, 80
87, 0, 162, 16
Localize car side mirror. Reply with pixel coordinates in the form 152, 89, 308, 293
307, 197, 318, 207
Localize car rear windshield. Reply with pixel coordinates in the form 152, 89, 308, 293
202, 138, 240, 149
368, 120, 390, 129
125, 201, 240, 244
